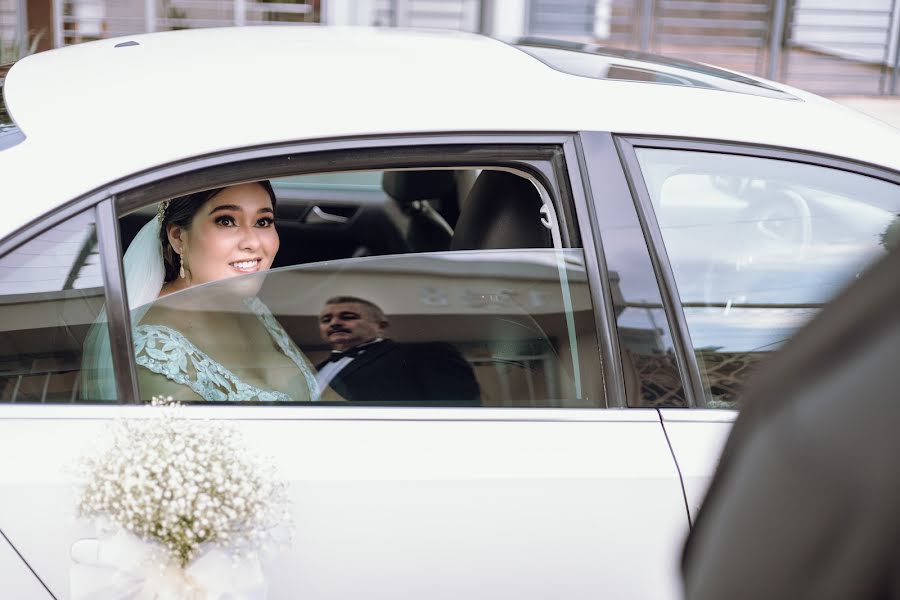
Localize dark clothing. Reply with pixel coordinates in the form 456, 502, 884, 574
316, 339, 481, 405
682, 247, 900, 600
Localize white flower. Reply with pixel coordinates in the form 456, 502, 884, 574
75, 396, 291, 568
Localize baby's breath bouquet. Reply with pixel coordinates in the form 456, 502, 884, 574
70, 398, 290, 600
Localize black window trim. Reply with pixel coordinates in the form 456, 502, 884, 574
566, 134, 627, 408
616, 136, 900, 186
95, 198, 140, 402
614, 134, 900, 409
2, 132, 611, 408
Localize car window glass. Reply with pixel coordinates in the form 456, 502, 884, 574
0, 210, 115, 402
512, 41, 795, 99
274, 171, 384, 191
600, 197, 687, 409
636, 148, 900, 407
133, 249, 600, 407
122, 167, 605, 408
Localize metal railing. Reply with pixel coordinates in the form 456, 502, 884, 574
56, 0, 319, 46
373, 0, 480, 30
526, 0, 900, 95
46, 0, 900, 95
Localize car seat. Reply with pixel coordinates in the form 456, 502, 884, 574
450, 170, 552, 250
382, 170, 458, 252
449, 170, 558, 406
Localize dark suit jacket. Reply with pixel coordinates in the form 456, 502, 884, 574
316, 339, 481, 405
682, 246, 900, 600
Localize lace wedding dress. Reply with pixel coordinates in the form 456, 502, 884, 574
134, 297, 319, 402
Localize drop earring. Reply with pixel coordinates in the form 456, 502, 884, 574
179, 248, 186, 279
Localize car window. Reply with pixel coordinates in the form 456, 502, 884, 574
119, 167, 606, 408
131, 249, 599, 407
0, 210, 116, 402
635, 148, 900, 407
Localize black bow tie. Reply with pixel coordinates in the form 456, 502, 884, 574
325, 346, 365, 363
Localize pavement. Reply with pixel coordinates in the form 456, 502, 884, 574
830, 96, 900, 130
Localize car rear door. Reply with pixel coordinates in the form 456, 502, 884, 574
0, 136, 693, 599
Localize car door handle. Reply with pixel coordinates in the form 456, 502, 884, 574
305, 206, 350, 224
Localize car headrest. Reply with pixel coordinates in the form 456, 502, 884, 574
382, 170, 457, 206
450, 171, 552, 251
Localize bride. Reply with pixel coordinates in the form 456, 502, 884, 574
83, 181, 332, 403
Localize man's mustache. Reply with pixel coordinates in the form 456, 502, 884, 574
328, 326, 351, 335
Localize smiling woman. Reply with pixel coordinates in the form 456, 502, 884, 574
158, 182, 280, 294
82, 181, 334, 403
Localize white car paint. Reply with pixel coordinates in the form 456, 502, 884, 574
660, 409, 738, 521
2, 26, 899, 241
0, 406, 686, 599
0, 532, 51, 599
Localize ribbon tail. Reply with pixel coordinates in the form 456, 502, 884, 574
188, 548, 268, 600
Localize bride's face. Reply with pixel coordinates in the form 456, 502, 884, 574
174, 183, 280, 287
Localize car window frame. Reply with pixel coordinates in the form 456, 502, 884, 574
86, 133, 619, 407
0, 192, 140, 403
612, 134, 900, 409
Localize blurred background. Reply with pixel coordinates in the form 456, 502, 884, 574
1, 0, 899, 97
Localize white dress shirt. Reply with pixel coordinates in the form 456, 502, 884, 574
315, 338, 384, 398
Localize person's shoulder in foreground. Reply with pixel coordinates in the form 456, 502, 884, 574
682, 244, 900, 600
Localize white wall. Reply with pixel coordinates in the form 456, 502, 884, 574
324, 0, 376, 26
485, 0, 525, 37
594, 0, 612, 39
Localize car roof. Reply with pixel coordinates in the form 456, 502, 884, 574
2, 25, 899, 242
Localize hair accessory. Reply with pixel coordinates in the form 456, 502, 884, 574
156, 200, 171, 223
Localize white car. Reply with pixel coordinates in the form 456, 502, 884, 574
1, 26, 899, 599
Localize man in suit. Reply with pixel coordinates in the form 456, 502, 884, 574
315, 296, 481, 405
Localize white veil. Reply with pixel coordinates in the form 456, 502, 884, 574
81, 217, 166, 401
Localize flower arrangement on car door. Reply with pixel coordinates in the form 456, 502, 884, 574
70, 397, 290, 600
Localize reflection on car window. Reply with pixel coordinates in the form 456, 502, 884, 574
120, 167, 604, 407
636, 149, 900, 407
0, 211, 114, 402
512, 39, 796, 100
601, 209, 686, 408
134, 250, 602, 407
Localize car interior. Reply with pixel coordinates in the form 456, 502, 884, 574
121, 168, 477, 265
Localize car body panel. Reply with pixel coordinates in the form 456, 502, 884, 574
0, 406, 687, 599
2, 27, 900, 242
660, 409, 737, 520
0, 531, 52, 600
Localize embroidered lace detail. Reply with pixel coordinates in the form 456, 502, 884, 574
134, 297, 317, 402
244, 296, 319, 397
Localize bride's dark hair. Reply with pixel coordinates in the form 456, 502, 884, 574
158, 180, 277, 283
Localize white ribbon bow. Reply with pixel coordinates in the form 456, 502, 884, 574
70, 529, 267, 600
